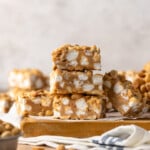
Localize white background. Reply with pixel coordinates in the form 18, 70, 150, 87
0, 0, 150, 89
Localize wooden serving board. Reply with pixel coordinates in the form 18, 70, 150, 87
21, 113, 150, 138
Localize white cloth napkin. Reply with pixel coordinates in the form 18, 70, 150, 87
19, 136, 98, 150
91, 124, 150, 146
19, 125, 150, 150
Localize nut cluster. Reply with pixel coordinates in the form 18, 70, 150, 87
0, 120, 20, 138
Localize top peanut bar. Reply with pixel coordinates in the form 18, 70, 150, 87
52, 44, 101, 71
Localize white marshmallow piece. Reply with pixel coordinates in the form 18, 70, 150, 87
92, 75, 102, 85
83, 84, 94, 91
80, 56, 89, 66
78, 74, 88, 81
62, 97, 69, 105
73, 80, 82, 88
113, 82, 124, 94
75, 98, 87, 110
35, 78, 43, 89
122, 105, 130, 113
70, 60, 78, 66
66, 50, 79, 61
32, 97, 41, 104
53, 110, 60, 118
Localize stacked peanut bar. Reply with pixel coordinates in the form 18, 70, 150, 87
50, 44, 106, 119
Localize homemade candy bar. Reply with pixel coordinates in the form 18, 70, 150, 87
16, 90, 53, 116
52, 44, 101, 71
50, 69, 103, 95
118, 70, 150, 112
8, 69, 48, 90
53, 94, 106, 119
0, 93, 13, 113
103, 70, 144, 117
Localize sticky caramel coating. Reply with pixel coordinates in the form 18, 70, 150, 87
0, 120, 20, 138
50, 69, 103, 95
16, 90, 53, 116
103, 70, 144, 117
52, 44, 101, 71
53, 94, 106, 120
8, 68, 48, 90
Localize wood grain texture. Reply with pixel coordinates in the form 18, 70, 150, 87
21, 113, 150, 138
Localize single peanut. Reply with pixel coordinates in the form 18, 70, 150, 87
56, 144, 66, 150
11, 128, 20, 135
1, 131, 12, 138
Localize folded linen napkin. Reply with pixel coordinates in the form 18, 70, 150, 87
19, 135, 98, 150
19, 125, 150, 150
91, 124, 150, 147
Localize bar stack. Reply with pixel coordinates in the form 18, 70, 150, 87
50, 44, 106, 119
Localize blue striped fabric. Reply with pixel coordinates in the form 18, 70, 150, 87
92, 135, 124, 150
